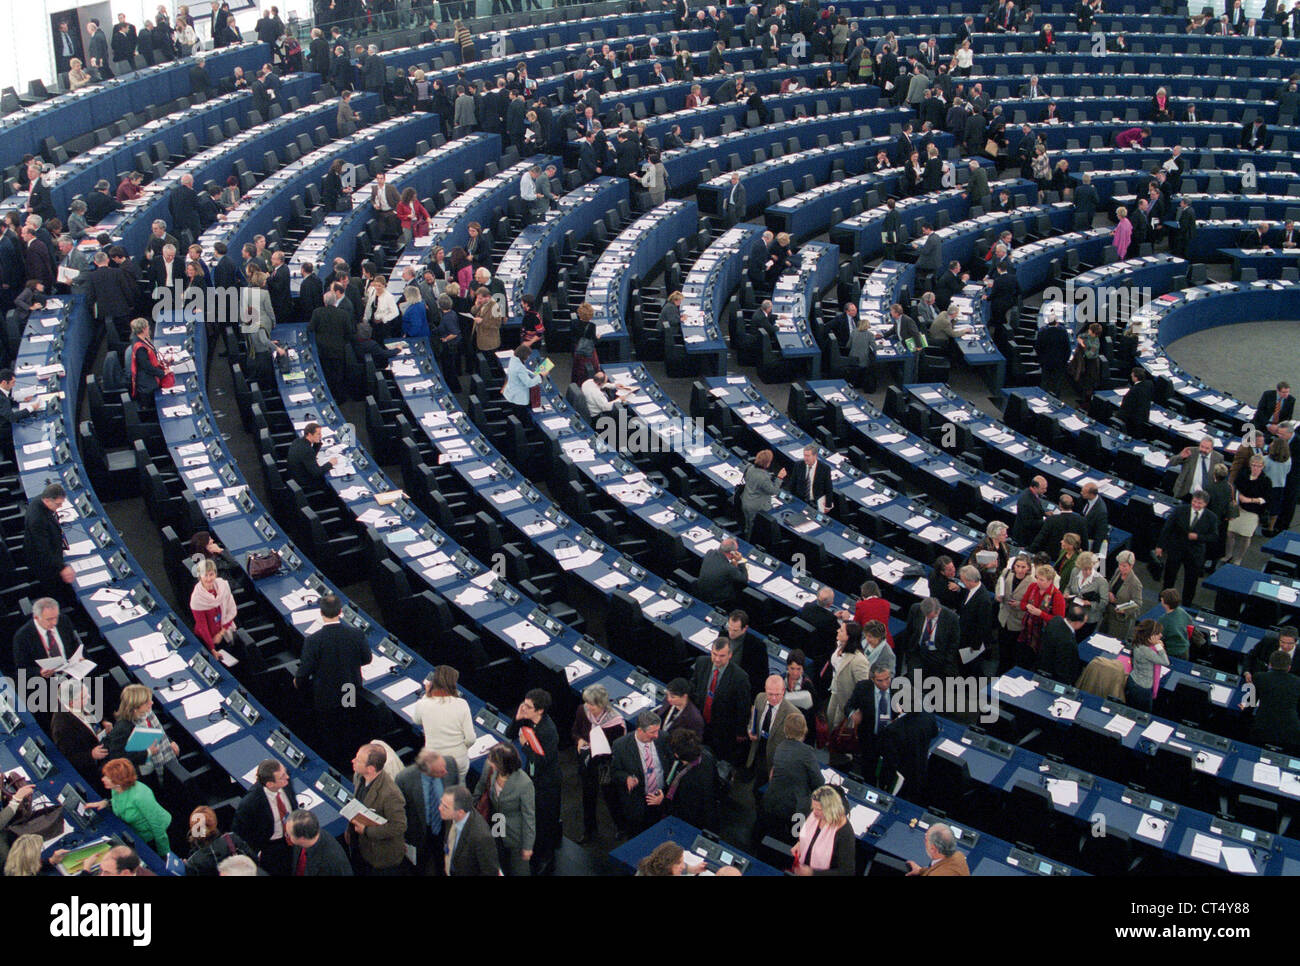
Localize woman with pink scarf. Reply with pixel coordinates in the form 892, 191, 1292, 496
190, 558, 237, 654
791, 785, 856, 875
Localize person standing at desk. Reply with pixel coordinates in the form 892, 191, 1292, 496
740, 449, 786, 538
1172, 437, 1224, 501
1245, 626, 1300, 685
899, 597, 961, 682
791, 785, 855, 875
656, 678, 705, 739
1125, 619, 1169, 712
439, 785, 500, 876
1017, 564, 1066, 668
1011, 475, 1048, 547
1154, 587, 1193, 661
690, 636, 752, 770
1252, 381, 1295, 440
23, 483, 74, 605
905, 823, 971, 876
1118, 368, 1155, 439
85, 759, 170, 857
1031, 494, 1085, 556
611, 712, 667, 835
746, 675, 795, 781
696, 537, 749, 609
52, 679, 109, 780
190, 558, 237, 658
1248, 650, 1300, 752
294, 594, 372, 770
286, 422, 337, 491
102, 684, 179, 792
412, 666, 476, 780
502, 343, 543, 418
785, 443, 833, 512
1077, 481, 1110, 554
232, 759, 298, 876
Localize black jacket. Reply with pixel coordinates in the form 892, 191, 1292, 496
294, 621, 371, 712
695, 548, 748, 606
232, 779, 301, 856
12, 614, 79, 677
663, 747, 721, 831
957, 585, 997, 663
784, 458, 833, 509
23, 497, 64, 584
1078, 497, 1110, 551
308, 304, 355, 359
286, 435, 329, 488
447, 809, 501, 875
1157, 504, 1219, 561
897, 603, 961, 678
1253, 389, 1296, 434
1119, 378, 1154, 433
1031, 510, 1086, 555
1038, 616, 1081, 683
611, 732, 671, 829
1011, 487, 1044, 545
169, 185, 202, 237
1250, 669, 1300, 751
689, 658, 752, 761
290, 832, 353, 875
85, 190, 123, 225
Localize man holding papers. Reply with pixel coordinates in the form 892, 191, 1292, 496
784, 444, 833, 513
294, 594, 371, 770
346, 744, 408, 875
12, 597, 81, 680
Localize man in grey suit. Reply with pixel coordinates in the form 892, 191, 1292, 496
395, 750, 459, 875
611, 711, 668, 833
746, 675, 796, 779
1171, 437, 1224, 500
724, 171, 747, 225
439, 785, 500, 876
915, 222, 943, 287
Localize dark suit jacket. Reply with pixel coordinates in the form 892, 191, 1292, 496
1157, 504, 1219, 562
51, 711, 101, 779
785, 458, 833, 509
169, 184, 202, 237
448, 809, 501, 875
1253, 389, 1296, 433
611, 732, 671, 828
1249, 636, 1300, 679
1251, 670, 1300, 750
12, 614, 79, 677
696, 549, 748, 606
663, 747, 720, 831
232, 779, 301, 856
1011, 487, 1045, 545
286, 435, 328, 488
85, 191, 122, 225
1031, 510, 1086, 554
85, 263, 137, 320
1119, 378, 1154, 433
897, 604, 961, 678
268, 264, 292, 324
689, 658, 752, 759
298, 274, 324, 323
307, 304, 355, 359
797, 602, 841, 665
1078, 498, 1110, 551
395, 759, 460, 866
213, 255, 243, 290
1038, 616, 1081, 683
291, 832, 352, 875
957, 585, 997, 663
23, 497, 64, 584
24, 238, 53, 289
655, 699, 705, 739
294, 621, 371, 712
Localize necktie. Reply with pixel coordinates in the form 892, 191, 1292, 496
1191, 509, 1199, 529
445, 823, 458, 875
1199, 455, 1208, 485
807, 466, 815, 502
275, 791, 288, 837
42, 628, 60, 659
876, 687, 890, 733
703, 668, 719, 723
641, 741, 660, 794
295, 847, 307, 876
924, 618, 936, 649
761, 704, 774, 738
1273, 398, 1283, 423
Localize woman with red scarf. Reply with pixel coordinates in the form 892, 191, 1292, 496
1018, 563, 1065, 667
1151, 86, 1172, 122
128, 317, 170, 407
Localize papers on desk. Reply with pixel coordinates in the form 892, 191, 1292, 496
1141, 721, 1174, 744
1136, 814, 1168, 844
1045, 778, 1079, 808
593, 570, 630, 591
382, 677, 421, 702
848, 804, 880, 836
1221, 845, 1257, 874
1189, 833, 1222, 865
503, 620, 551, 650
616, 691, 654, 716
360, 657, 397, 682
1060, 415, 1088, 432
565, 659, 595, 683
122, 636, 170, 667
643, 596, 683, 619
1253, 762, 1282, 788
762, 576, 815, 607
522, 520, 557, 537
452, 586, 490, 608
1192, 751, 1223, 776
557, 547, 602, 572
280, 587, 321, 612
180, 689, 224, 720
1209, 684, 1232, 705
935, 738, 967, 758
98, 599, 147, 624
142, 653, 188, 679
1048, 697, 1081, 721
1090, 634, 1125, 656
993, 675, 1038, 698
159, 678, 199, 702
1104, 713, 1136, 738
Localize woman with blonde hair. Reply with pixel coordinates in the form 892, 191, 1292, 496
1019, 564, 1066, 666
412, 665, 476, 779
1104, 549, 1144, 640
792, 786, 855, 875
102, 684, 179, 786
364, 273, 399, 339
1054, 532, 1083, 588
67, 59, 92, 91
659, 289, 684, 327
240, 267, 275, 331
3, 834, 47, 876
1112, 205, 1133, 259
1227, 453, 1271, 561
996, 554, 1034, 671
1065, 550, 1106, 638
571, 683, 626, 842
471, 285, 503, 356
741, 448, 787, 537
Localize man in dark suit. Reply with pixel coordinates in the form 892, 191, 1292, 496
846, 661, 897, 780
894, 122, 916, 165
1077, 481, 1110, 552
20, 226, 53, 291
1245, 625, 1299, 684
0, 368, 31, 459
24, 484, 72, 602
12, 597, 80, 682
1011, 475, 1047, 546
267, 251, 292, 324
721, 609, 767, 698
84, 180, 122, 225
1031, 493, 1087, 555
956, 565, 998, 674
785, 443, 834, 512
84, 251, 136, 333
294, 594, 371, 769
934, 262, 967, 312
168, 175, 202, 240
1038, 603, 1088, 682
1250, 650, 1300, 752
914, 223, 943, 287
1118, 367, 1154, 438
611, 712, 669, 832
307, 287, 356, 401
1252, 382, 1295, 439
286, 422, 337, 490
1171, 437, 1225, 499
799, 586, 843, 667
232, 758, 299, 876
690, 637, 752, 767
1240, 117, 1270, 151
1155, 491, 1218, 604
656, 678, 706, 738
297, 262, 324, 323
395, 749, 458, 875
286, 809, 352, 875
577, 131, 604, 182
696, 537, 749, 608
439, 785, 501, 876
25, 167, 55, 224
212, 243, 242, 290
898, 597, 961, 680
1035, 312, 1072, 398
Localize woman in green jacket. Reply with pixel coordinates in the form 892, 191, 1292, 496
87, 758, 171, 856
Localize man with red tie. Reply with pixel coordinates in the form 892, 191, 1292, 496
286, 809, 352, 876
689, 637, 752, 768
898, 597, 961, 681
233, 759, 299, 876
11, 597, 80, 681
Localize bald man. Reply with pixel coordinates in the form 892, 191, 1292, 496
746, 675, 796, 777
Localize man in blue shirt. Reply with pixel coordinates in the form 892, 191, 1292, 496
396, 750, 458, 876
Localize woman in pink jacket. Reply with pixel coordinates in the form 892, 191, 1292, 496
1112, 206, 1133, 260
190, 558, 237, 654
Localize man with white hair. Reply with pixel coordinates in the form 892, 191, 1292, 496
169, 173, 202, 239
906, 822, 971, 875
696, 536, 749, 608
746, 675, 795, 776
145, 219, 178, 262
